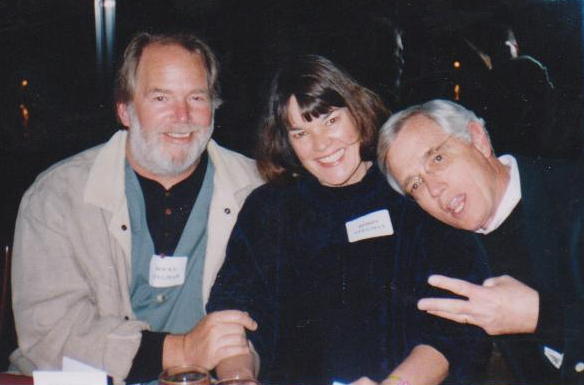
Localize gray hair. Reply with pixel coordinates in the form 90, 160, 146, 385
115, 31, 222, 108
377, 99, 487, 195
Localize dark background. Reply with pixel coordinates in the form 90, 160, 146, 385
1, 0, 583, 374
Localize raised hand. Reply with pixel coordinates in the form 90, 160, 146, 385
417, 274, 539, 335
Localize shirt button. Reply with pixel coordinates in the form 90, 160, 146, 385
164, 208, 172, 215
164, 191, 171, 197
121, 224, 127, 231
224, 208, 231, 214
575, 362, 584, 372
155, 294, 166, 303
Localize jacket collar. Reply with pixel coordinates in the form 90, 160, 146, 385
206, 139, 259, 207
84, 130, 128, 212
83, 131, 256, 211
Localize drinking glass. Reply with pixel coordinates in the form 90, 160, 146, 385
159, 365, 211, 385
214, 378, 260, 385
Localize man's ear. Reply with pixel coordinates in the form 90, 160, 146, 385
468, 121, 493, 158
117, 103, 131, 128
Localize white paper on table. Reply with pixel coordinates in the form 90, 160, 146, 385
62, 356, 107, 373
32, 371, 107, 385
32, 356, 107, 385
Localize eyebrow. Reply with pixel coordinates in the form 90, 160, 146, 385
401, 145, 443, 190
147, 87, 209, 95
146, 88, 171, 94
399, 134, 453, 191
423, 140, 444, 159
287, 109, 336, 131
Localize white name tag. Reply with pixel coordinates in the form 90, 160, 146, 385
33, 371, 107, 385
345, 209, 394, 243
149, 255, 188, 288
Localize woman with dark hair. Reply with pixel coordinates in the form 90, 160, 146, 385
256, 55, 385, 184
208, 55, 489, 385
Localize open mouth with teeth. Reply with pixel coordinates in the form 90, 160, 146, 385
317, 148, 345, 165
447, 194, 466, 215
165, 132, 192, 139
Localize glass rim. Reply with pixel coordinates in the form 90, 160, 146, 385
159, 364, 211, 379
213, 378, 260, 385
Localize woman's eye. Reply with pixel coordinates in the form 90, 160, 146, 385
326, 116, 337, 126
434, 154, 443, 162
291, 131, 306, 139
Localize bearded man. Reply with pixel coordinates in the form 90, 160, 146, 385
10, 32, 263, 385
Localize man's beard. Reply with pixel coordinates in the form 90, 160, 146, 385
127, 106, 213, 178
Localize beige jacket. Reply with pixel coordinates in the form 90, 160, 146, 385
10, 131, 263, 384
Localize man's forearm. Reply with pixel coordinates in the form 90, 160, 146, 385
383, 345, 448, 385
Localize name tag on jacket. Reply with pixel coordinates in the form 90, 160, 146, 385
149, 255, 188, 288
345, 209, 394, 243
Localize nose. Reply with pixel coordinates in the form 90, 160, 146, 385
424, 175, 445, 198
312, 130, 332, 152
174, 100, 190, 123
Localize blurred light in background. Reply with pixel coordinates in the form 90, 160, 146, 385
94, 0, 116, 82
454, 83, 461, 101
19, 104, 30, 129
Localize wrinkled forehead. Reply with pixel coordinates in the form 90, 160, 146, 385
135, 43, 209, 87
387, 115, 449, 178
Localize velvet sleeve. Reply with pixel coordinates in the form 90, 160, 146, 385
410, 216, 492, 384
534, 290, 564, 344
556, 193, 584, 382
206, 187, 279, 377
558, 300, 584, 381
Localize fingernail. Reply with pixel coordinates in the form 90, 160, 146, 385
428, 275, 439, 284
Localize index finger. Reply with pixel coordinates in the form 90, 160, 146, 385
427, 274, 480, 297
417, 297, 471, 314
208, 310, 258, 330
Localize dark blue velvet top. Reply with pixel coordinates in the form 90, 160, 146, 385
207, 166, 490, 385
480, 156, 584, 385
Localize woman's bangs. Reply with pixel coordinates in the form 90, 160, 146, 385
297, 89, 345, 122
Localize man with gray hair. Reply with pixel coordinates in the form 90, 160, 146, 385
10, 32, 263, 384
377, 99, 584, 384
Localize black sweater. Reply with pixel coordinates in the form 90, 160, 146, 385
208, 166, 490, 385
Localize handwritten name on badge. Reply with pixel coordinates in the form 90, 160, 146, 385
345, 209, 394, 243
149, 255, 188, 288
